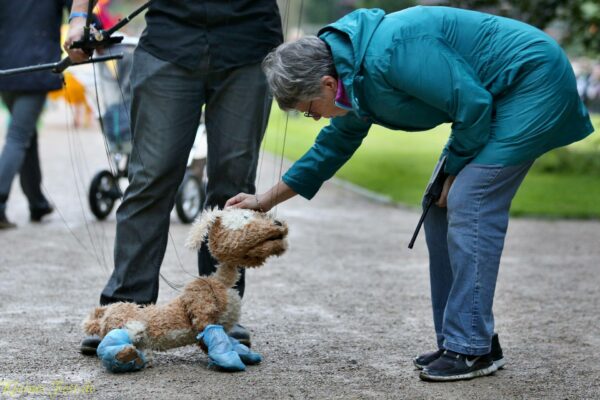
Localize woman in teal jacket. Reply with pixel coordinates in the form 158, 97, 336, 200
226, 6, 594, 381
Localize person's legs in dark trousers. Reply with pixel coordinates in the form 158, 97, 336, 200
0, 92, 48, 220
100, 48, 206, 305
197, 63, 272, 298
196, 63, 271, 345
20, 132, 52, 214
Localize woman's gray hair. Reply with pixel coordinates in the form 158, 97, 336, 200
262, 36, 337, 110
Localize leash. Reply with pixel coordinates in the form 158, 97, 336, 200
256, 0, 304, 219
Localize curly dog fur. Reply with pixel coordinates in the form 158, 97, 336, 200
82, 209, 288, 357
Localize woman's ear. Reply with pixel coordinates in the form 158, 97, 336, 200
320, 75, 338, 92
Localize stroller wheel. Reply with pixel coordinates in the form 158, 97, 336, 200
89, 170, 120, 220
175, 173, 203, 224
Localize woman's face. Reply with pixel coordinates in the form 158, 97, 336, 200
295, 75, 349, 120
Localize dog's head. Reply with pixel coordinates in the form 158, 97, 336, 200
186, 208, 288, 267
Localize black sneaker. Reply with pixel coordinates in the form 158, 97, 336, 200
413, 348, 444, 370
414, 333, 506, 370
0, 211, 16, 229
30, 205, 54, 222
419, 350, 498, 382
80, 335, 101, 356
491, 333, 505, 369
227, 324, 251, 347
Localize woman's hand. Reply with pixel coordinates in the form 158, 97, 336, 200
225, 193, 267, 211
226, 181, 297, 212
436, 175, 456, 208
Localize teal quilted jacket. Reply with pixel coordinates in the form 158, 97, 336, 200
283, 6, 594, 199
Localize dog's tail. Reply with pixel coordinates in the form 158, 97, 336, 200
82, 306, 107, 336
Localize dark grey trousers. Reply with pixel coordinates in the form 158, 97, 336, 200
100, 47, 271, 305
0, 92, 49, 212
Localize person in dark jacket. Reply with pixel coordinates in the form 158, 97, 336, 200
226, 7, 595, 381
0, 1, 69, 228
65, 0, 283, 351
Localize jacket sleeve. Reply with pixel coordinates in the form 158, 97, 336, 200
282, 113, 371, 199
386, 36, 493, 175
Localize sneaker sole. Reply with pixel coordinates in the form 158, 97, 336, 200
416, 357, 505, 371
413, 360, 425, 370
419, 363, 498, 382
494, 357, 506, 369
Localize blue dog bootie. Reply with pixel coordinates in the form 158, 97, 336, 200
228, 336, 262, 365
197, 325, 245, 371
97, 328, 146, 373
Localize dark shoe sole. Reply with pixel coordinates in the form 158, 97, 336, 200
228, 324, 251, 348
80, 336, 102, 356
80, 345, 99, 356
235, 338, 251, 348
420, 363, 498, 382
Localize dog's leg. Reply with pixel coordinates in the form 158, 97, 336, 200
97, 329, 147, 373
82, 306, 107, 336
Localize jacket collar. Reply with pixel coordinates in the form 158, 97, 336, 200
318, 8, 385, 111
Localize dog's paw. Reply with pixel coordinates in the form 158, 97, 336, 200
197, 325, 245, 372
97, 329, 147, 373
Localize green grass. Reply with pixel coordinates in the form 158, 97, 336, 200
263, 109, 600, 219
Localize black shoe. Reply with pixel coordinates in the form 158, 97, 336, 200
414, 333, 505, 370
80, 335, 101, 356
491, 333, 505, 369
227, 324, 251, 347
413, 348, 445, 370
0, 212, 16, 229
419, 350, 498, 382
30, 205, 54, 222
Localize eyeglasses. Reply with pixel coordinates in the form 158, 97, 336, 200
303, 101, 316, 118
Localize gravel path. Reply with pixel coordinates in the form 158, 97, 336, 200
1, 105, 599, 399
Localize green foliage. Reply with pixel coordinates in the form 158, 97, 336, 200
263, 109, 600, 218
558, 1, 600, 57
301, 0, 415, 26
444, 0, 600, 56
353, 0, 416, 13
532, 116, 600, 175
446, 0, 568, 29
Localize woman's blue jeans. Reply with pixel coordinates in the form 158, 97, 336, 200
423, 161, 533, 355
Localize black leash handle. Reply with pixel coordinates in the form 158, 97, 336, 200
408, 197, 433, 249
408, 156, 448, 249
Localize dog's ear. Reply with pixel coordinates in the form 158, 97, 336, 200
185, 208, 221, 250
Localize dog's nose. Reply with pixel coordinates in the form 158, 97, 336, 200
274, 220, 283, 226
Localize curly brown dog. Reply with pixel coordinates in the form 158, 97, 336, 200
82, 209, 288, 367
